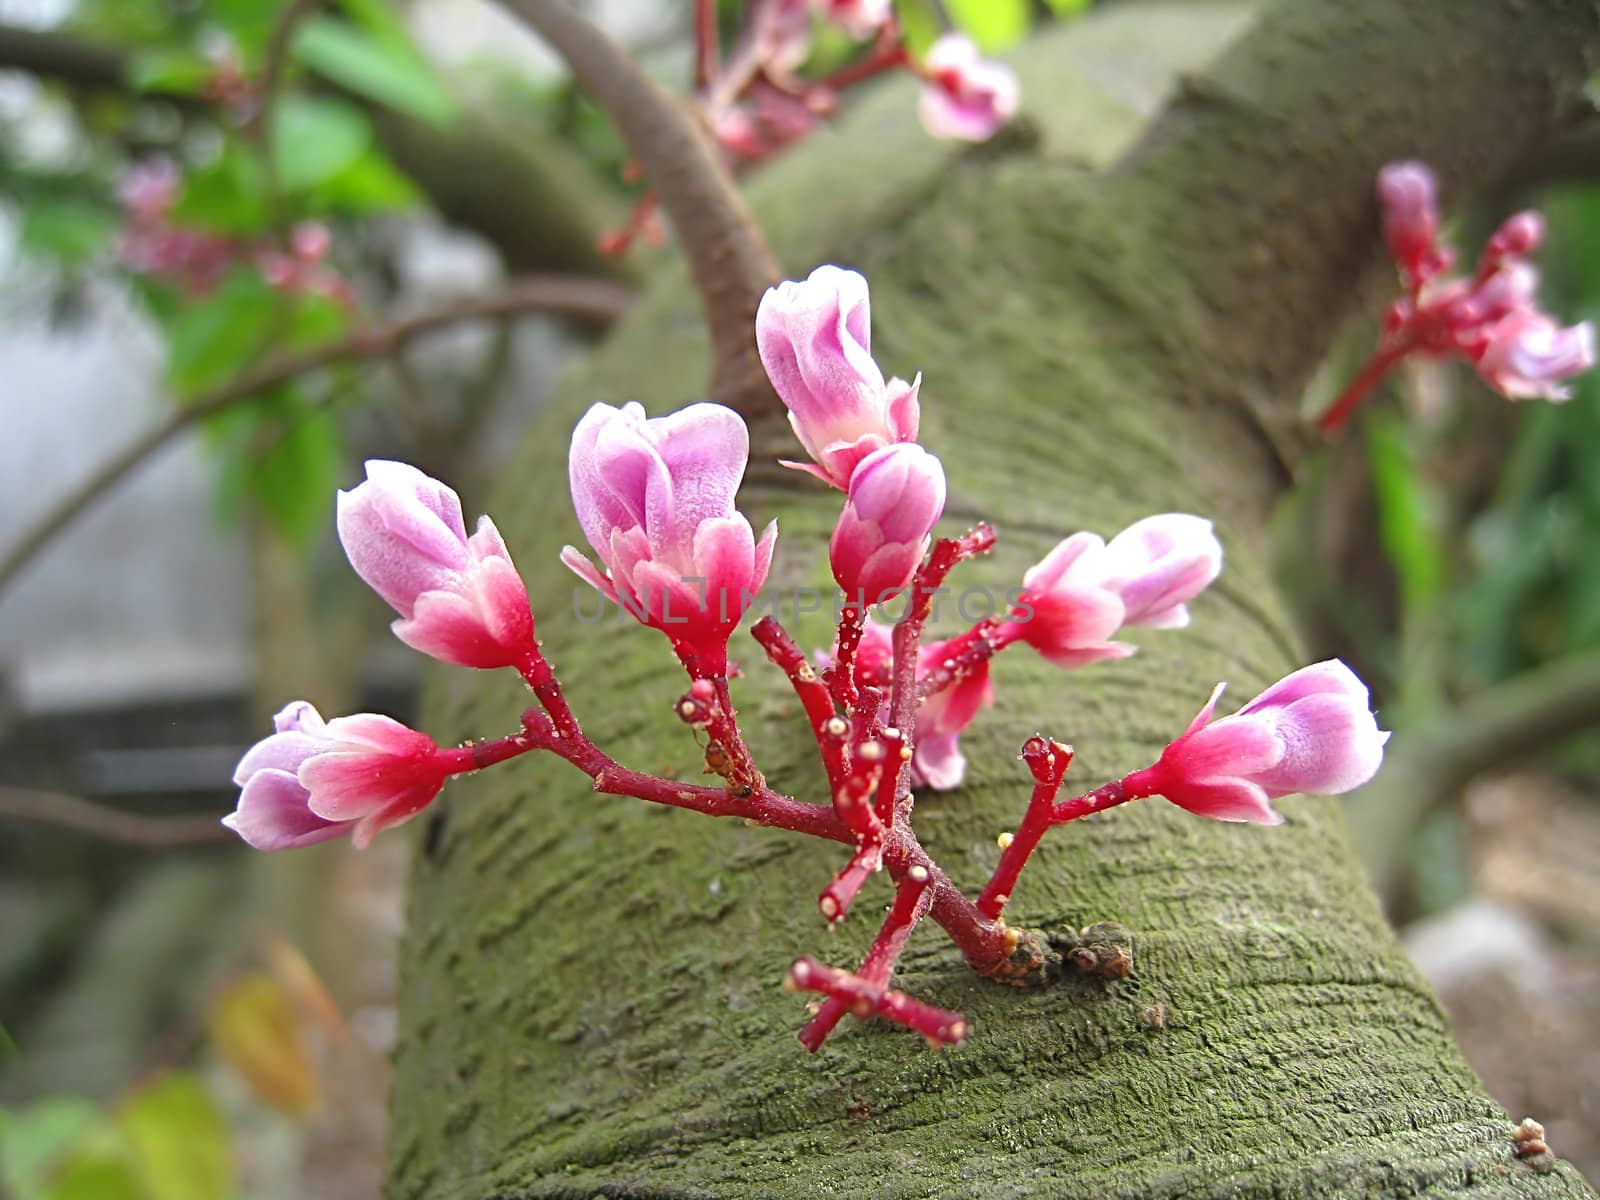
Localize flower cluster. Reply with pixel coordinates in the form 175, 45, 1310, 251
226, 262, 1387, 1052
116, 159, 352, 303
603, 10, 1019, 254
1318, 160, 1595, 431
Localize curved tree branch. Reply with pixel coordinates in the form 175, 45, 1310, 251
0, 275, 632, 593
1350, 651, 1600, 900
0, 786, 231, 848
491, 0, 782, 414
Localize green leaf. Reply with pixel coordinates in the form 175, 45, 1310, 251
943, 0, 1030, 51
116, 1074, 233, 1200
169, 146, 268, 235
272, 97, 372, 194
248, 401, 342, 546
1041, 0, 1090, 14
0, 1098, 105, 1200
334, 0, 417, 48
166, 272, 282, 395
19, 201, 116, 263
1367, 410, 1447, 613
306, 147, 419, 213
293, 17, 455, 127
129, 51, 214, 95
893, 0, 944, 57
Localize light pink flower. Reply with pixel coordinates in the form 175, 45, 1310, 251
756, 0, 813, 75
1128, 661, 1389, 825
814, 0, 892, 40
997, 514, 1222, 667
1376, 160, 1445, 284
850, 623, 991, 791
225, 701, 445, 851
917, 34, 1019, 143
562, 402, 778, 673
338, 461, 534, 670
756, 265, 921, 490
1471, 309, 1596, 402
829, 443, 945, 604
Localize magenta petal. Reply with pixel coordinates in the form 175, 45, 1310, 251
1238, 660, 1368, 716
225, 769, 350, 851
1020, 532, 1106, 594
1252, 693, 1387, 797
1171, 714, 1286, 782
1165, 777, 1282, 825
912, 732, 967, 791
233, 730, 326, 786
393, 594, 513, 670
322, 713, 435, 757
560, 546, 619, 602
692, 516, 757, 622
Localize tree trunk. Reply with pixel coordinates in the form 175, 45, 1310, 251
387, 3, 1600, 1196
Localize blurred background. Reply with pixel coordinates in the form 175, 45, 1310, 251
0, 1, 1595, 1196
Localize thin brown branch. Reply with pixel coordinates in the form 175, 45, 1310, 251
491, 0, 781, 414
0, 275, 633, 594
0, 786, 232, 848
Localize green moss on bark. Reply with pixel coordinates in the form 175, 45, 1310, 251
387, 4, 1600, 1197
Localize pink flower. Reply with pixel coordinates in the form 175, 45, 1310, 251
997, 514, 1222, 667
1471, 309, 1596, 402
815, 0, 891, 39
917, 34, 1019, 143
756, 0, 813, 75
756, 265, 921, 490
225, 702, 445, 851
829, 444, 945, 604
562, 402, 778, 673
1129, 661, 1389, 825
850, 623, 991, 791
1376, 161, 1447, 285
338, 461, 534, 670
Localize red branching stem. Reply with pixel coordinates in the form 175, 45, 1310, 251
833, 758, 885, 841
751, 615, 846, 784
976, 738, 1073, 920
813, 28, 910, 93
819, 839, 882, 925
517, 707, 848, 843
797, 871, 950, 1050
434, 730, 543, 776
829, 602, 868, 711
917, 626, 998, 702
514, 644, 585, 743
693, 0, 719, 90
1050, 773, 1156, 825
871, 725, 906, 827
1316, 339, 1413, 433
788, 954, 966, 1050
708, 673, 766, 793
889, 524, 997, 749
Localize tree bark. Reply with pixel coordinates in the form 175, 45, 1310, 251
387, 3, 1600, 1196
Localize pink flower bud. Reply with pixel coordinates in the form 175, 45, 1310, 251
917, 34, 1019, 143
562, 402, 778, 673
757, 0, 813, 75
1472, 310, 1596, 402
337, 461, 534, 670
291, 221, 332, 262
1484, 210, 1545, 262
1376, 160, 1441, 282
756, 265, 921, 490
1130, 661, 1389, 825
815, 0, 892, 39
225, 701, 445, 851
998, 514, 1222, 668
829, 444, 945, 604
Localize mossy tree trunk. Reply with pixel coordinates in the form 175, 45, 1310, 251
388, 3, 1600, 1196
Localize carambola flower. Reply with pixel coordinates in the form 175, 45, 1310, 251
1128, 660, 1389, 825
338, 461, 534, 670
225, 701, 445, 851
563, 401, 778, 673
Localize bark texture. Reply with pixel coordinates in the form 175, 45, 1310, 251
388, 3, 1600, 1197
